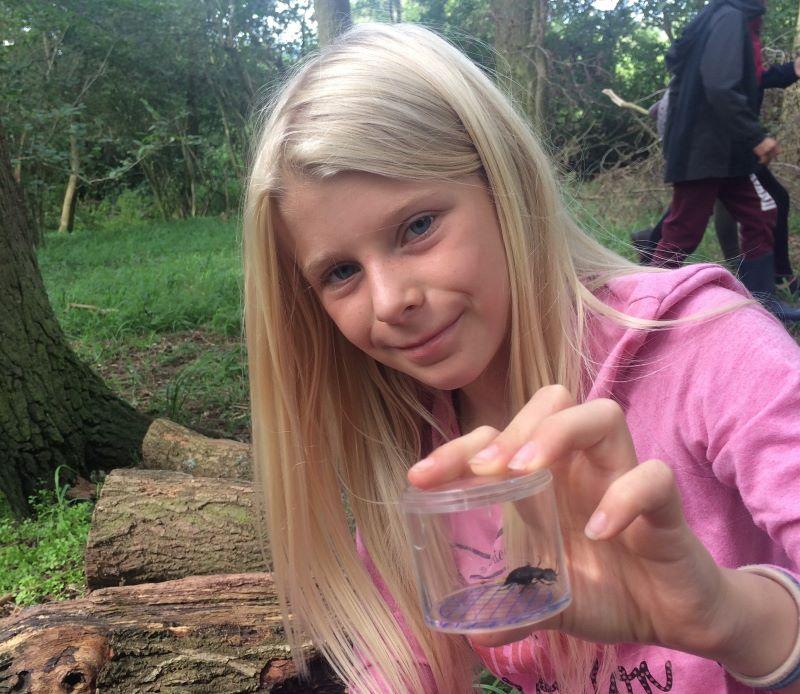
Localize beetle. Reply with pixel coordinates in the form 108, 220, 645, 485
503, 563, 557, 588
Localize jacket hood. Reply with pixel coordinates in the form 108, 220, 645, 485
666, 0, 765, 74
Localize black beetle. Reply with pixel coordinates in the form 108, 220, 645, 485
503, 563, 557, 588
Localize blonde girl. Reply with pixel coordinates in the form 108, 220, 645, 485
243, 22, 800, 693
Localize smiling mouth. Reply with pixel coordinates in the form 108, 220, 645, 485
396, 315, 461, 350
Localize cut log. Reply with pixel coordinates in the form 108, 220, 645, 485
141, 418, 252, 480
0, 573, 342, 693
85, 469, 266, 589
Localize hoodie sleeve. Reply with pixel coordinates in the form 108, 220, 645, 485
700, 10, 766, 149
761, 61, 799, 91
703, 304, 800, 581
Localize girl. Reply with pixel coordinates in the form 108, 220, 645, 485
242, 23, 800, 693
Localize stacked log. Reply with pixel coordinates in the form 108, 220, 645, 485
0, 419, 343, 693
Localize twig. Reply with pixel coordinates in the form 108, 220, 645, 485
67, 303, 118, 314
601, 88, 650, 115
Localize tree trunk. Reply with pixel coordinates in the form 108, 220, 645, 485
0, 122, 152, 517
84, 469, 264, 589
529, 0, 549, 130
13, 131, 24, 185
314, 0, 352, 48
0, 573, 343, 693
492, 0, 549, 130
58, 126, 79, 233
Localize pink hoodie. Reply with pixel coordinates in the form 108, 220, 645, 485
356, 264, 800, 693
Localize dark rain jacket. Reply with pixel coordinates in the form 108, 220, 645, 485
663, 0, 766, 183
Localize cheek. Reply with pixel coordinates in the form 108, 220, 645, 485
324, 300, 373, 351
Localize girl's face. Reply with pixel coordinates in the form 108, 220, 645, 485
277, 172, 511, 393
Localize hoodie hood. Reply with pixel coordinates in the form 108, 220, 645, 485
666, 0, 765, 74
587, 264, 749, 402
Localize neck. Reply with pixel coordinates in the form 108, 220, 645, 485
455, 347, 511, 433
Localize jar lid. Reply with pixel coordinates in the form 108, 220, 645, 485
400, 469, 552, 514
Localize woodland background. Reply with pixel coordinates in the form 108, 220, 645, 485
1, 1, 800, 690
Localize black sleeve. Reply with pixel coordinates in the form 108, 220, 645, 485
761, 61, 799, 90
700, 10, 765, 149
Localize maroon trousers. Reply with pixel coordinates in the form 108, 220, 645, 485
653, 176, 776, 267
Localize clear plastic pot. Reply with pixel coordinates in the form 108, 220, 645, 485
401, 470, 571, 635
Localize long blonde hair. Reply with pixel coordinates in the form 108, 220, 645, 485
244, 23, 659, 693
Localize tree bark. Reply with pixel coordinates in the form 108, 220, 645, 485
0, 122, 152, 517
141, 418, 252, 479
0, 573, 343, 693
314, 0, 352, 48
58, 125, 79, 233
493, 0, 549, 129
84, 468, 265, 589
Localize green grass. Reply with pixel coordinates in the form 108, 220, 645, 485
37, 216, 243, 343
0, 467, 96, 607
36, 217, 250, 439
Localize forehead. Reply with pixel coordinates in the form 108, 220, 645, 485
275, 171, 478, 272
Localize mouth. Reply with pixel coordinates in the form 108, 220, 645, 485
395, 314, 462, 351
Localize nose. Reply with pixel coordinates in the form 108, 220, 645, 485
370, 264, 424, 324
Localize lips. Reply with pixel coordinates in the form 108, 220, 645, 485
394, 314, 461, 351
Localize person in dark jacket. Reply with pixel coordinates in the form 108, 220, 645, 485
713, 56, 800, 293
649, 0, 800, 321
633, 54, 800, 297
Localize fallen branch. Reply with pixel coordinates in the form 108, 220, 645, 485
141, 418, 252, 480
85, 468, 265, 589
0, 573, 342, 693
67, 302, 118, 313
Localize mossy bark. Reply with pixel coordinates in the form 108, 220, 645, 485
0, 573, 342, 693
85, 469, 266, 589
0, 123, 151, 517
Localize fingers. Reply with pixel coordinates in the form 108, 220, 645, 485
467, 385, 576, 476
407, 425, 499, 488
583, 458, 685, 542
471, 395, 637, 479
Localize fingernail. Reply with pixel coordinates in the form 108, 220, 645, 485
584, 511, 608, 540
469, 444, 500, 466
508, 442, 538, 471
411, 457, 435, 472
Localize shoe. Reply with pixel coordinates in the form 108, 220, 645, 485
631, 228, 656, 265
738, 253, 800, 323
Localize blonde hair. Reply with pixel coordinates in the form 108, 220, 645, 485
243, 22, 674, 693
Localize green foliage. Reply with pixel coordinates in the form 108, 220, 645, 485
476, 670, 520, 693
37, 217, 243, 340
0, 466, 96, 606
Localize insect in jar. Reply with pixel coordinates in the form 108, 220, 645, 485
503, 563, 557, 588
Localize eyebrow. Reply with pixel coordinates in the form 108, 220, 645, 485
301, 190, 442, 281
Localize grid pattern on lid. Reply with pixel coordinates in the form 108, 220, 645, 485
434, 581, 558, 631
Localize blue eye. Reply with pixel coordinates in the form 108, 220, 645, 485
404, 215, 434, 241
325, 263, 359, 285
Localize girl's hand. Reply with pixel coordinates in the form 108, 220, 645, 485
407, 385, 735, 660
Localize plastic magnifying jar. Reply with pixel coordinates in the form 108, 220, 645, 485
400, 470, 571, 635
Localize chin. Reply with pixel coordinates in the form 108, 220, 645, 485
410, 363, 485, 392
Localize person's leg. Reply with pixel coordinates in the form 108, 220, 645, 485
717, 175, 775, 261
631, 207, 669, 265
712, 200, 741, 264
755, 166, 795, 287
718, 175, 800, 322
652, 180, 719, 267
